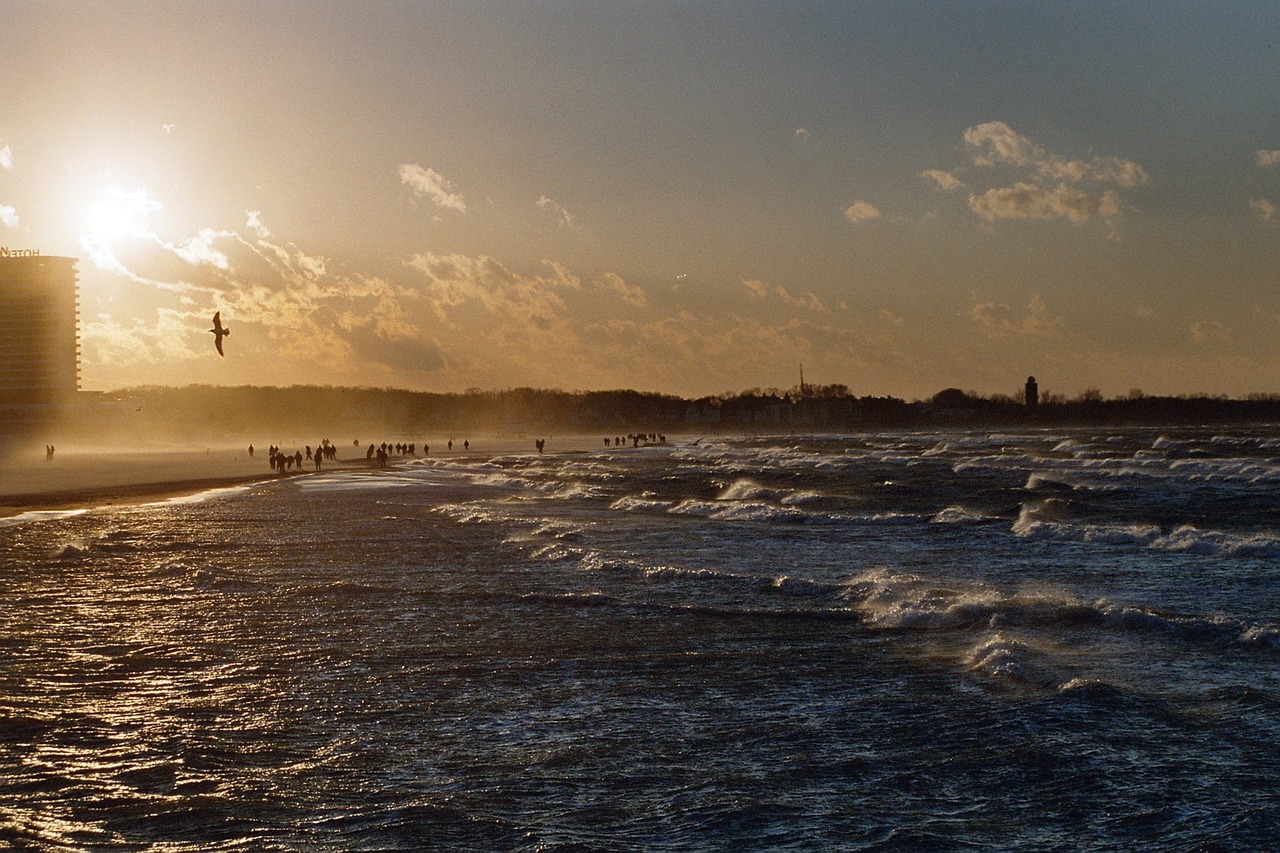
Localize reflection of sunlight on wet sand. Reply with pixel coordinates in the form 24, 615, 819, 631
0, 508, 88, 528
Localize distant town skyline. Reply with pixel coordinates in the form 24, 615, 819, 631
2, 2, 1279, 400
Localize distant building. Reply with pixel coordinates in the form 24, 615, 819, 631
0, 253, 79, 416
1025, 376, 1039, 407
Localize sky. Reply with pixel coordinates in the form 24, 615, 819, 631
2, 1, 1279, 401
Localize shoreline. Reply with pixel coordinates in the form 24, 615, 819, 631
0, 437, 604, 518
0, 472, 285, 518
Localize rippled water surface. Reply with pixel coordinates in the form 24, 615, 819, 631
2, 426, 1278, 849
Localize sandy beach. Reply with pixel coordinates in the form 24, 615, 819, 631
0, 433, 641, 516
0, 445, 285, 517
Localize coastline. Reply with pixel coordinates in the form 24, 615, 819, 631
0, 447, 298, 518
0, 435, 621, 517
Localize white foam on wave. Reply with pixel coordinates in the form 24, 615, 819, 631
1148, 525, 1280, 557
840, 566, 1279, 656
610, 494, 673, 513
1013, 501, 1280, 557
966, 634, 1066, 689
839, 566, 1009, 630
669, 497, 807, 524
931, 505, 995, 524
716, 478, 779, 501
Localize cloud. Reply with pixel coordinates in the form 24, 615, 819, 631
843, 200, 882, 224
536, 195, 576, 228
406, 252, 580, 326
969, 293, 1065, 339
969, 183, 1121, 224
921, 169, 963, 192
246, 210, 271, 238
942, 121, 1146, 229
1189, 320, 1232, 345
965, 122, 1040, 167
81, 308, 202, 365
597, 271, 647, 308
1256, 149, 1280, 168
0, 205, 16, 228
795, 127, 810, 140
399, 163, 466, 213
1250, 198, 1276, 221
742, 278, 827, 312
170, 228, 232, 269
0, 145, 11, 170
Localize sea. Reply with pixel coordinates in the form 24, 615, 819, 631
1, 425, 1277, 850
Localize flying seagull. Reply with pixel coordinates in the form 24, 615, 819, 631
210, 311, 230, 356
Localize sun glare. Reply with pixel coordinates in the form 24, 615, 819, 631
84, 187, 160, 242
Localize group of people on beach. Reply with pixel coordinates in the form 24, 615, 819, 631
361, 439, 473, 468
364, 441, 420, 468
606, 433, 667, 448
256, 440, 338, 473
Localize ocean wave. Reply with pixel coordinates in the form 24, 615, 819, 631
966, 634, 1066, 689
716, 477, 785, 502
1013, 502, 1280, 557
838, 567, 1278, 654
931, 505, 997, 524
530, 543, 585, 562
610, 494, 674, 513
669, 498, 808, 524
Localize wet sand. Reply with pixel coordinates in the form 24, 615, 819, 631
0, 447, 282, 517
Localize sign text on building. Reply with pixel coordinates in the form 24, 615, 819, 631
0, 247, 41, 257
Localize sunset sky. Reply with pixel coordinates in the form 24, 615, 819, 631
2, 1, 1279, 400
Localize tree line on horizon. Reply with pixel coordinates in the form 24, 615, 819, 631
64, 382, 1280, 442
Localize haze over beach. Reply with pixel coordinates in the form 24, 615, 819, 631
1, 2, 1278, 401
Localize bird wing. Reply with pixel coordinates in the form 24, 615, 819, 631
215, 336, 225, 356
212, 311, 222, 331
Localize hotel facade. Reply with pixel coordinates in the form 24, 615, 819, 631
0, 251, 79, 418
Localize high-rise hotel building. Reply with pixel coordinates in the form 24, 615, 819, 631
0, 252, 79, 413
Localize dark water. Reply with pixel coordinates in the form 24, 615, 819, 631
1, 426, 1278, 849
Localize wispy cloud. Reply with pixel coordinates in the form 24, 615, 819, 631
1256, 149, 1280, 168
1190, 320, 1233, 345
921, 169, 962, 192
794, 127, 810, 140
0, 205, 16, 228
843, 200, 881, 224
1251, 198, 1276, 222
399, 163, 466, 213
169, 228, 232, 269
969, 293, 1065, 339
743, 278, 827, 312
536, 195, 576, 227
0, 145, 12, 170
